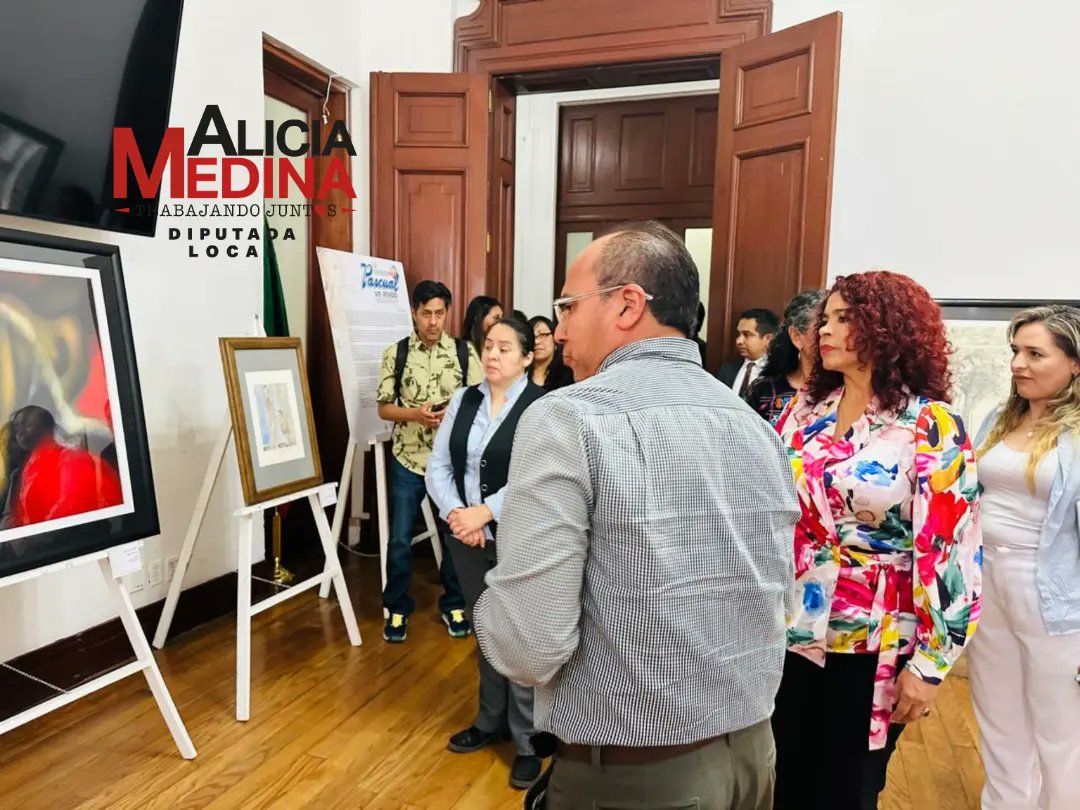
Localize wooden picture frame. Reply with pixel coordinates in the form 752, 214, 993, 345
219, 337, 323, 506
937, 298, 1080, 321
937, 299, 1080, 436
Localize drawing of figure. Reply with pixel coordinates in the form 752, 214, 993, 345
1, 405, 122, 530
276, 404, 296, 448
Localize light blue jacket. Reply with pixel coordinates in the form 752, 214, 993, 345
425, 375, 529, 542
976, 410, 1080, 635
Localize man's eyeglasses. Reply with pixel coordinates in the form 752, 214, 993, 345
553, 284, 654, 323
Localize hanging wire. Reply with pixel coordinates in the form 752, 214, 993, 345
322, 74, 338, 124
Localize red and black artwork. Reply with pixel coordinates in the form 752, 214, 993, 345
0, 228, 157, 578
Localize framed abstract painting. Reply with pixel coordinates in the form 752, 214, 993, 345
219, 336, 322, 506
0, 227, 158, 578
938, 299, 1080, 435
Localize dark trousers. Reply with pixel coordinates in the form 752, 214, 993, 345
382, 455, 464, 617
446, 535, 535, 755
772, 651, 907, 810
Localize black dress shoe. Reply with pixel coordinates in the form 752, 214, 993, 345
447, 726, 501, 753
510, 754, 543, 789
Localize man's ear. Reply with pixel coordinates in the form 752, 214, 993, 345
615, 286, 650, 329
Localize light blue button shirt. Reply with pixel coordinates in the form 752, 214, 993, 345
425, 374, 530, 541
976, 410, 1080, 635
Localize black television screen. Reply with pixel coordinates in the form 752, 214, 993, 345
0, 0, 184, 237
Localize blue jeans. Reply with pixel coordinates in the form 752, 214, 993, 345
383, 455, 465, 617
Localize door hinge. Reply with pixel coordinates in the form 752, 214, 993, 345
486, 231, 492, 254
488, 89, 493, 114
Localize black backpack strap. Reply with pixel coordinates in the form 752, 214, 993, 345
455, 338, 470, 385
392, 336, 410, 405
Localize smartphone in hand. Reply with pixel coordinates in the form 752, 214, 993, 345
431, 398, 450, 413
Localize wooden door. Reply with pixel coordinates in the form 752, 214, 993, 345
264, 44, 351, 563
370, 73, 491, 334
706, 12, 842, 372
488, 78, 516, 310
553, 94, 718, 297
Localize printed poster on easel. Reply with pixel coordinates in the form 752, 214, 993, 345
315, 248, 412, 444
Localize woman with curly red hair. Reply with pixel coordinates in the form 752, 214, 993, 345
771, 271, 982, 809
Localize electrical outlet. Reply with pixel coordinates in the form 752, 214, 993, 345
166, 556, 179, 582
148, 560, 163, 588
128, 573, 145, 594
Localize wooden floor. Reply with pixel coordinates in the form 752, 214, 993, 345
0, 554, 985, 809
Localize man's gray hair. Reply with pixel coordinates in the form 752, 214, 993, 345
595, 221, 700, 336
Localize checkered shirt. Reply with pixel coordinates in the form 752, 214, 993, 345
474, 337, 799, 746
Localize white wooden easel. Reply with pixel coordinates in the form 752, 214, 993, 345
232, 483, 361, 720
152, 316, 361, 720
151, 416, 363, 720
316, 432, 443, 616
150, 419, 365, 721
0, 545, 196, 758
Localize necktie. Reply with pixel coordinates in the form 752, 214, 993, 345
738, 362, 753, 397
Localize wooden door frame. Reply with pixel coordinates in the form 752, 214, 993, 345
263, 41, 353, 332
263, 40, 353, 558
455, 0, 772, 74
451, 0, 779, 312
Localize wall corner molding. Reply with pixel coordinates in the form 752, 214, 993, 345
454, 0, 772, 75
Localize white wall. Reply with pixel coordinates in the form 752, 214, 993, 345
0, 0, 365, 660
513, 81, 720, 317
0, 0, 484, 662
516, 1, 1080, 308
774, 0, 1080, 299
6, 0, 1075, 660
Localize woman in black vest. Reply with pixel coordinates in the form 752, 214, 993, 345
425, 316, 546, 790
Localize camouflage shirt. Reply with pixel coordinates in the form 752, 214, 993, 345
376, 331, 483, 475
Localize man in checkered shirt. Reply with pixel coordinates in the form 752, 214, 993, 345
473, 221, 799, 808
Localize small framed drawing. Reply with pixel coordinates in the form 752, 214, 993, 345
938, 299, 1080, 435
219, 337, 322, 506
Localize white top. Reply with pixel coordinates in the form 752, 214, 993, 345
979, 442, 1057, 550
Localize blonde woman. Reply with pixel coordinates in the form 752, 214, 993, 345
970, 305, 1080, 810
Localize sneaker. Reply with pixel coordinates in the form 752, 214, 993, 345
509, 754, 543, 789
441, 609, 472, 638
447, 725, 501, 753
383, 613, 408, 643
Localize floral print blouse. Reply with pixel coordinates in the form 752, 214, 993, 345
776, 389, 982, 749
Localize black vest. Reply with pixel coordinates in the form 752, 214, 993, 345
448, 382, 546, 534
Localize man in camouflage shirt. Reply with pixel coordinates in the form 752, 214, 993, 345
376, 280, 482, 642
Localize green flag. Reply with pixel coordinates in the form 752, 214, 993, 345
262, 218, 290, 338
263, 220, 292, 523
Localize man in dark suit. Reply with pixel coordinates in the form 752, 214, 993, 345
691, 302, 708, 365
716, 308, 779, 398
